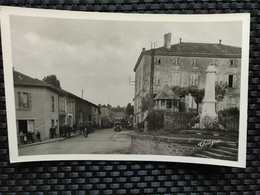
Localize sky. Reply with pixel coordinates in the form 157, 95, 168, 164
10, 15, 242, 106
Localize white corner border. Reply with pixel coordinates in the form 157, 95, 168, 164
0, 6, 250, 168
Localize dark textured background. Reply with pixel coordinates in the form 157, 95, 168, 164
0, 1, 259, 194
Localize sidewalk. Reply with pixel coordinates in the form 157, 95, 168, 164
19, 131, 81, 148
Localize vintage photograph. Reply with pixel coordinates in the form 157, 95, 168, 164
1, 7, 249, 167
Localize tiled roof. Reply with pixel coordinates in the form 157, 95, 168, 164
134, 42, 241, 71
13, 70, 62, 93
13, 70, 98, 107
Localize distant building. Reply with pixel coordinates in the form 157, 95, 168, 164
14, 70, 99, 143
112, 111, 125, 122
72, 92, 99, 128
99, 105, 113, 128
133, 33, 241, 126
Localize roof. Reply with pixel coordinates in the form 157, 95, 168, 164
14, 70, 98, 107
154, 84, 180, 100
134, 42, 241, 71
63, 90, 98, 108
13, 70, 62, 94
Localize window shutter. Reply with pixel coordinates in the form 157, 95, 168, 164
225, 74, 228, 85
17, 92, 21, 108
28, 93, 32, 110
233, 74, 237, 88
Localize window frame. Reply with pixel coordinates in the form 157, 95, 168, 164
51, 96, 55, 112
17, 91, 31, 110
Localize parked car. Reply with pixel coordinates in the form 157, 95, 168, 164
114, 121, 122, 132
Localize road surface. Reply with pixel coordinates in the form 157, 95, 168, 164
19, 128, 132, 155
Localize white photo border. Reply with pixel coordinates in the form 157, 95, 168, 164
0, 6, 250, 168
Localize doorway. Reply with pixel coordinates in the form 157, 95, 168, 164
18, 120, 28, 134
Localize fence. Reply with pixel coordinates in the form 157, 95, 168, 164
164, 111, 198, 130
218, 115, 239, 131
218, 108, 239, 131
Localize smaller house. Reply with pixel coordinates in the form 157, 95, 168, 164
14, 70, 61, 143
154, 85, 180, 112
14, 70, 100, 144
100, 105, 113, 128
73, 93, 99, 128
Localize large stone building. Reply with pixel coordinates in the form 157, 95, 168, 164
133, 33, 241, 126
14, 70, 99, 143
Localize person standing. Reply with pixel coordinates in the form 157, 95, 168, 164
19, 131, 24, 144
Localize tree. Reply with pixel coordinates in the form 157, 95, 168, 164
43, 75, 61, 89
125, 103, 134, 116
188, 86, 205, 112
172, 83, 227, 113
171, 86, 189, 97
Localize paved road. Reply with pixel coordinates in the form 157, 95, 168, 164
19, 128, 132, 155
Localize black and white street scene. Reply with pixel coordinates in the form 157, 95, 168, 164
2, 9, 249, 165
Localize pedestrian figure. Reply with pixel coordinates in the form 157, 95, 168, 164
83, 126, 88, 137
36, 131, 41, 142
23, 134, 27, 144
19, 131, 24, 144
49, 126, 55, 139
53, 125, 57, 138
28, 129, 34, 143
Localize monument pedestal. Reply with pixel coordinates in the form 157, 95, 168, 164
200, 65, 217, 128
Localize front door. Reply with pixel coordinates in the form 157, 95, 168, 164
18, 120, 28, 134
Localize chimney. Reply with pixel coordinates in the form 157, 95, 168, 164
164, 33, 171, 49
179, 38, 182, 44
218, 39, 222, 45
142, 47, 146, 52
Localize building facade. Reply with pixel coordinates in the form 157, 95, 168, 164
74, 95, 99, 128
58, 92, 76, 129
14, 70, 99, 143
14, 71, 60, 142
133, 33, 241, 126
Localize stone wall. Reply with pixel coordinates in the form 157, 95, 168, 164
129, 133, 201, 156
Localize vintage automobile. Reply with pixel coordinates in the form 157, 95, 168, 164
114, 121, 122, 132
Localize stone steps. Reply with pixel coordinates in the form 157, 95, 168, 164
193, 141, 238, 161
217, 145, 238, 153
209, 147, 237, 156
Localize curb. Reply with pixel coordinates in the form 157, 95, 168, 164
19, 132, 81, 148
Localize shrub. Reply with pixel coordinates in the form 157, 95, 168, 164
201, 116, 219, 130
146, 110, 164, 131
137, 122, 144, 130
218, 107, 239, 131
218, 107, 239, 117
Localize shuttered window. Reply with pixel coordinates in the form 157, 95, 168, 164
17, 92, 31, 110
51, 96, 55, 112
227, 74, 237, 88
